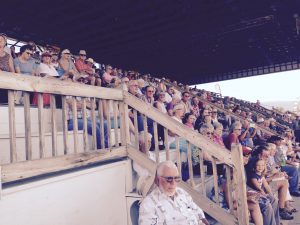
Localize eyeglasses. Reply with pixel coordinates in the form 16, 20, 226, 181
147, 90, 154, 93
234, 128, 242, 131
184, 95, 190, 98
206, 132, 213, 135
80, 54, 86, 56
212, 111, 217, 114
25, 52, 33, 56
161, 176, 181, 183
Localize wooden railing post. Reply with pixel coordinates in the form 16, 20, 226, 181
231, 143, 249, 225
119, 100, 130, 146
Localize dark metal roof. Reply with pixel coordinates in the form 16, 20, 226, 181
1, 0, 300, 84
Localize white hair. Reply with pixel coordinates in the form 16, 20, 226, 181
156, 161, 178, 177
138, 131, 152, 144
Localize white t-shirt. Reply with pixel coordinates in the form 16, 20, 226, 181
37, 63, 59, 77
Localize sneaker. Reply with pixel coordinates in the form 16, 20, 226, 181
279, 209, 294, 220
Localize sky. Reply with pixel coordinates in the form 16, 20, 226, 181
196, 69, 300, 104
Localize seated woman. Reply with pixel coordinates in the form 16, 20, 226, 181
183, 112, 196, 130
0, 33, 14, 73
224, 121, 242, 151
213, 122, 225, 147
265, 143, 297, 214
14, 44, 38, 104
0, 33, 14, 103
32, 52, 59, 106
57, 49, 79, 81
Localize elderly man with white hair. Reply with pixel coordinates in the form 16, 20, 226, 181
139, 161, 209, 225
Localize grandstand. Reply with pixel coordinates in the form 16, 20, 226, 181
1, 1, 300, 225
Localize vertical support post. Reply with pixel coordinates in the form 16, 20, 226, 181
38, 93, 45, 158
8, 90, 17, 163
143, 114, 148, 154
225, 165, 234, 214
82, 98, 88, 152
23, 92, 32, 160
175, 136, 181, 175
187, 141, 195, 188
98, 99, 105, 149
91, 98, 97, 150
61, 96, 69, 155
164, 128, 169, 160
212, 157, 220, 205
153, 121, 159, 163
133, 110, 139, 149
72, 97, 78, 153
199, 148, 206, 196
106, 100, 112, 149
231, 144, 249, 225
113, 101, 119, 147
50, 95, 57, 156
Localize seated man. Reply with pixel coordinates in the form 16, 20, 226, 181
139, 161, 209, 225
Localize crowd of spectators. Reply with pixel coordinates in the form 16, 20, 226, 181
3, 33, 300, 224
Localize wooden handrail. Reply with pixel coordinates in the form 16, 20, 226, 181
123, 91, 233, 165
0, 72, 123, 100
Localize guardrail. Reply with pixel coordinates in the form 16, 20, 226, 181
0, 72, 249, 225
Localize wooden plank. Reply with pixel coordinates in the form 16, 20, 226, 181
175, 136, 181, 175
143, 114, 148, 154
119, 102, 126, 146
113, 101, 119, 147
106, 100, 112, 149
2, 146, 127, 183
82, 98, 88, 152
91, 98, 97, 150
23, 92, 32, 160
122, 102, 130, 144
231, 144, 249, 225
164, 128, 170, 160
127, 146, 157, 175
0, 72, 123, 100
50, 95, 57, 156
8, 90, 17, 163
133, 110, 139, 149
153, 121, 160, 163
98, 99, 105, 149
124, 92, 233, 165
225, 165, 234, 214
187, 141, 195, 188
72, 97, 79, 153
212, 157, 220, 205
38, 93, 45, 158
199, 149, 206, 196
61, 96, 69, 155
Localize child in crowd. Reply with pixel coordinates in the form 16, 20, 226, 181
248, 158, 293, 221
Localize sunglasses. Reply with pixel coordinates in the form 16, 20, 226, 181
161, 176, 181, 183
206, 132, 213, 135
64, 53, 71, 55
80, 54, 86, 56
184, 95, 190, 98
